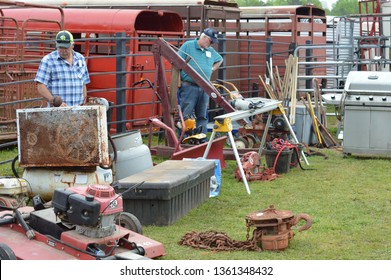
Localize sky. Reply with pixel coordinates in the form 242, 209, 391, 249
322, 0, 338, 10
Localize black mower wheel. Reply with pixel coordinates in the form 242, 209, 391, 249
0, 243, 17, 260
115, 212, 143, 234
244, 134, 258, 148
234, 137, 249, 149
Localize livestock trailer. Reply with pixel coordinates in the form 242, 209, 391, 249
0, 1, 64, 141
2, 7, 184, 132
19, 0, 243, 99
239, 5, 327, 96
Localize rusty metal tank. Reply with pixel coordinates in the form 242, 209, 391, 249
16, 105, 112, 201
245, 205, 312, 250
16, 106, 109, 168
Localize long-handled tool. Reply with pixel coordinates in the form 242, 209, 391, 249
301, 95, 338, 148
306, 93, 323, 146
259, 75, 309, 165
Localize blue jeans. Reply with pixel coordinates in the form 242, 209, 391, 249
178, 83, 209, 134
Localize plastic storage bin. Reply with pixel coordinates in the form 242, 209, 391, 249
114, 160, 215, 226
290, 144, 303, 168
264, 149, 293, 174
294, 105, 317, 145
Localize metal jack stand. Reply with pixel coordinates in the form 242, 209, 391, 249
203, 97, 295, 195
203, 117, 251, 195
204, 97, 309, 194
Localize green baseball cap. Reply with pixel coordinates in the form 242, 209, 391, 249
56, 30, 74, 48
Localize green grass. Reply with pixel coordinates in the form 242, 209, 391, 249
144, 148, 391, 260
1, 132, 391, 260
0, 147, 19, 177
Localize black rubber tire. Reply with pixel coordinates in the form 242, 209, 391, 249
115, 212, 143, 234
245, 134, 258, 148
188, 138, 198, 145
0, 243, 17, 260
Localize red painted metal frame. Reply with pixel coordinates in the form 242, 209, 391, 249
171, 136, 227, 168
1, 7, 184, 133
152, 38, 246, 148
0, 207, 165, 260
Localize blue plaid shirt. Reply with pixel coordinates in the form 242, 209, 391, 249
35, 50, 90, 106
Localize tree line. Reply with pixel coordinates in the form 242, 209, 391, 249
236, 0, 361, 16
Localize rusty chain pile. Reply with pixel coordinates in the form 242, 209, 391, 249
178, 230, 262, 252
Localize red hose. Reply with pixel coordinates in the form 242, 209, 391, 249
269, 138, 299, 172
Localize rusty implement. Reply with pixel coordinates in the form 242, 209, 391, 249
179, 205, 312, 252
16, 106, 109, 168
245, 205, 312, 251
234, 151, 278, 182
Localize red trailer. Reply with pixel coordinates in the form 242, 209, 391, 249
2, 7, 184, 131
239, 5, 327, 96
0, 1, 64, 141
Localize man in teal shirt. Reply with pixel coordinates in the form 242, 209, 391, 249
177, 28, 223, 136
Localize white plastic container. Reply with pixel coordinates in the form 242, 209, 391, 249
110, 130, 153, 180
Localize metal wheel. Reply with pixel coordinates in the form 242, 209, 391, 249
244, 134, 257, 148
234, 137, 249, 149
115, 212, 143, 234
0, 243, 17, 260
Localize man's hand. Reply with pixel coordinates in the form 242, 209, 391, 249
50, 96, 63, 107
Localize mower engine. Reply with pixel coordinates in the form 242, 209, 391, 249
52, 185, 122, 238
0, 177, 29, 208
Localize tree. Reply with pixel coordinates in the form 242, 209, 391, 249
236, 0, 324, 9
331, 0, 359, 16
265, 0, 324, 8
235, 0, 360, 17
236, 0, 267, 6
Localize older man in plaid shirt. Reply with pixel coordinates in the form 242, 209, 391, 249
35, 30, 90, 107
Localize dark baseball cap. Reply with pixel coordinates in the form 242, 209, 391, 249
203, 28, 218, 44
56, 30, 74, 48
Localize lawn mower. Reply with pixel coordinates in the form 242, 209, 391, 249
0, 181, 165, 260
0, 102, 165, 260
